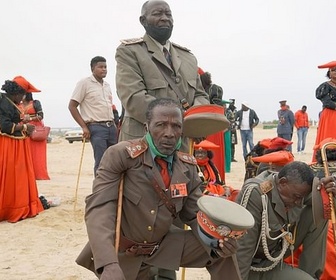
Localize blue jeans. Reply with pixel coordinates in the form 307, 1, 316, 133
297, 127, 308, 152
240, 130, 254, 159
88, 123, 118, 176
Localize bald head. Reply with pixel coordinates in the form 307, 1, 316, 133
141, 0, 169, 16
140, 0, 173, 44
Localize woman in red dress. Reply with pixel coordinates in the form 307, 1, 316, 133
19, 93, 50, 180
0, 76, 44, 223
313, 60, 336, 161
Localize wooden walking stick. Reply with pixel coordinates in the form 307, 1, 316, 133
74, 138, 86, 212
180, 138, 196, 280
115, 174, 125, 253
321, 142, 336, 252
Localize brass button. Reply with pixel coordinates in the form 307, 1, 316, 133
150, 210, 155, 214
147, 226, 152, 231
143, 240, 147, 244
175, 77, 180, 83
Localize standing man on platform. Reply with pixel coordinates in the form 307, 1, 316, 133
115, 0, 209, 146
115, 1, 209, 278
295, 105, 309, 154
68, 56, 118, 176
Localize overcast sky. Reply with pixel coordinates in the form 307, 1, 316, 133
1, 0, 335, 128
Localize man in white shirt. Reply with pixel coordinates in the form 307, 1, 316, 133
235, 102, 259, 159
68, 56, 118, 176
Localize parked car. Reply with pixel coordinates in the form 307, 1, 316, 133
64, 130, 87, 143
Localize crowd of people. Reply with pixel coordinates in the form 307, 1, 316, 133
1, 0, 336, 279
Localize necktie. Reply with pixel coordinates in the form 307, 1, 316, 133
155, 157, 171, 189
163, 47, 173, 69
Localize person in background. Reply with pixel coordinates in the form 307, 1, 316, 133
116, 0, 209, 147
19, 93, 50, 180
313, 60, 336, 161
226, 99, 238, 162
294, 105, 309, 154
199, 70, 224, 106
76, 98, 241, 280
0, 76, 44, 223
277, 100, 294, 151
236, 161, 330, 280
235, 102, 259, 159
68, 56, 118, 176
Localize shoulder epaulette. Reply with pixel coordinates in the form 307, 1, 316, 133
125, 139, 148, 158
171, 42, 190, 52
120, 37, 144, 45
259, 180, 273, 194
177, 152, 197, 165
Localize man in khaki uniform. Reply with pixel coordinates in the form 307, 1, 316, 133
76, 98, 241, 280
116, 0, 209, 143
236, 161, 332, 280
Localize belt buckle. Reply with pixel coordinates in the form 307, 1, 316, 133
106, 121, 113, 127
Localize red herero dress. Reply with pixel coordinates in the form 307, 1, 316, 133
0, 94, 44, 222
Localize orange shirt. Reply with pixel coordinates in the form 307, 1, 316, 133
294, 110, 309, 129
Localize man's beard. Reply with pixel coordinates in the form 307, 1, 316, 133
144, 24, 173, 44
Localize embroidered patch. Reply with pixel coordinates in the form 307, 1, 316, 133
125, 140, 148, 158
177, 152, 197, 165
171, 42, 190, 52
120, 37, 144, 45
259, 180, 273, 194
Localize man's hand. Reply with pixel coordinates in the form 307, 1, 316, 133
216, 237, 238, 258
82, 126, 91, 140
100, 263, 125, 280
319, 176, 336, 197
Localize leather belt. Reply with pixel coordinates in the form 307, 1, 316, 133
119, 235, 160, 256
87, 121, 115, 127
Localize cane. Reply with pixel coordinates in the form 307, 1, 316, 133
115, 174, 125, 253
74, 139, 86, 212
321, 142, 336, 252
180, 138, 196, 280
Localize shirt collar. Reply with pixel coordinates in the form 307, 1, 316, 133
147, 35, 171, 52
149, 146, 174, 170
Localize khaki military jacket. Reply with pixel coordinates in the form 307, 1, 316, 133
236, 171, 327, 280
115, 34, 209, 141
76, 138, 210, 277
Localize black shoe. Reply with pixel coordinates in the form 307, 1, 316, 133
231, 159, 238, 162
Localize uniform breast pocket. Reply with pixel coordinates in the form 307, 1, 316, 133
145, 79, 167, 97
123, 188, 142, 206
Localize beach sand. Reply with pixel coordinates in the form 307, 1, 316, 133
0, 127, 318, 280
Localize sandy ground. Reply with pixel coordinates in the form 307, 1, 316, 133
0, 127, 318, 280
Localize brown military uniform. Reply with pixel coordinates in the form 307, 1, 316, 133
76, 138, 241, 280
115, 34, 209, 141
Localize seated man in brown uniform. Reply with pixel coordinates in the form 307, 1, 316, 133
76, 98, 241, 280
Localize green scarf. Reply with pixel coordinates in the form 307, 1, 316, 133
145, 132, 181, 158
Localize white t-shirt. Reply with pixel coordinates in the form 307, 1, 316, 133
240, 110, 250, 130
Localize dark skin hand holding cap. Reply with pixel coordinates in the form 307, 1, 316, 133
196, 196, 255, 257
